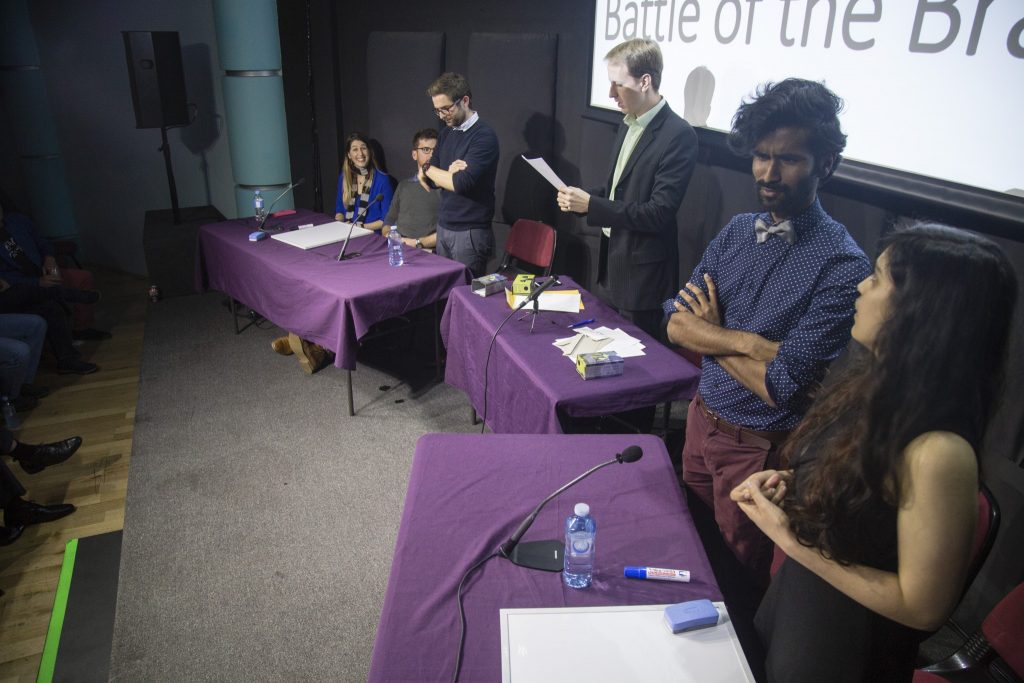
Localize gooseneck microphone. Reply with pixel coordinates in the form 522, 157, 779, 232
257, 177, 306, 232
498, 445, 643, 571
337, 193, 383, 261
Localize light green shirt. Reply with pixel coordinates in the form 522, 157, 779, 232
603, 97, 667, 239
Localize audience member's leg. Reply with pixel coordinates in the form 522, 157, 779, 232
60, 267, 96, 331
0, 313, 47, 393
0, 337, 31, 400
30, 300, 97, 374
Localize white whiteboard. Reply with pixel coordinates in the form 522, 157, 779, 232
500, 603, 754, 682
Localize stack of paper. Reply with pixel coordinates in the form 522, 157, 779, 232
505, 289, 582, 313
553, 326, 645, 363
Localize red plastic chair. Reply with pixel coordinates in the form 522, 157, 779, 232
916, 580, 1024, 681
498, 219, 556, 277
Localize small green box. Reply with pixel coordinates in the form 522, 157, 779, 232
513, 273, 535, 296
576, 351, 625, 380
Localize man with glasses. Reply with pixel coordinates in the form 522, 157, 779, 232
420, 73, 499, 276
384, 128, 441, 250
557, 38, 697, 337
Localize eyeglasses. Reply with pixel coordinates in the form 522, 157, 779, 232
415, 146, 436, 154
433, 100, 461, 117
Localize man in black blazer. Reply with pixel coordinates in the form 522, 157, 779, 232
558, 39, 697, 337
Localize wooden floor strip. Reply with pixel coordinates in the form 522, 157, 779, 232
0, 269, 145, 681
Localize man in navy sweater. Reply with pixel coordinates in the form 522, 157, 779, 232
419, 73, 499, 276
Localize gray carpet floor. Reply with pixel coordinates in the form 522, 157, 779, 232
109, 293, 477, 681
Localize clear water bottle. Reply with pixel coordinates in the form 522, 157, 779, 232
2, 395, 21, 431
563, 502, 596, 588
387, 228, 404, 267
253, 190, 265, 221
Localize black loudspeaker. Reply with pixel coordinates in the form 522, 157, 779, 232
122, 31, 189, 129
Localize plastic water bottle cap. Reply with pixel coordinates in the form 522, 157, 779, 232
574, 502, 589, 517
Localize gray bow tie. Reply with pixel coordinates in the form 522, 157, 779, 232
755, 218, 795, 244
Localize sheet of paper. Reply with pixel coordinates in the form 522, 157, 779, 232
522, 155, 567, 190
500, 603, 754, 683
505, 289, 582, 313
552, 333, 611, 360
585, 327, 646, 359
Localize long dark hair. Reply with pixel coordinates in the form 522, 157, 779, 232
784, 224, 1017, 564
341, 131, 379, 208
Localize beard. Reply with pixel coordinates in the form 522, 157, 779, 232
755, 173, 818, 219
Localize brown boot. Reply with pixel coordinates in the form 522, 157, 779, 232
288, 333, 330, 374
271, 336, 293, 356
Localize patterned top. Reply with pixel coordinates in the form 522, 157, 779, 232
670, 199, 870, 430
334, 169, 394, 224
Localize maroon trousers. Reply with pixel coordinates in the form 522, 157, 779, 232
682, 397, 785, 590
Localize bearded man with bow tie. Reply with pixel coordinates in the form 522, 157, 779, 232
664, 79, 870, 595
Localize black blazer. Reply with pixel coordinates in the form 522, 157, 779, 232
588, 103, 697, 311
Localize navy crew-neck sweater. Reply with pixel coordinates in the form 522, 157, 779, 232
435, 118, 499, 231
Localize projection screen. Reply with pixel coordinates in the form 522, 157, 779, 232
591, 0, 1024, 199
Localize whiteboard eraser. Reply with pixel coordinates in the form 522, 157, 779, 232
664, 599, 719, 633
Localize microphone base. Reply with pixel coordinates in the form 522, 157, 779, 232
506, 540, 563, 572
337, 252, 361, 261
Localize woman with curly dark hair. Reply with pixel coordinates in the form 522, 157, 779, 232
731, 223, 1018, 682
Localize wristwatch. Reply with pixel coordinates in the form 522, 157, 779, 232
415, 238, 423, 249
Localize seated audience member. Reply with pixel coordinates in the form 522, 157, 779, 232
1, 427, 82, 545
0, 277, 99, 375
383, 128, 440, 251
732, 224, 1016, 682
334, 131, 394, 231
0, 194, 110, 341
0, 313, 48, 411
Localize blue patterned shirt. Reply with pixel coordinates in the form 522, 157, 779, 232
669, 199, 870, 430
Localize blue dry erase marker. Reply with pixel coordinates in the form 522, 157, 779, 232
624, 566, 691, 582
569, 318, 596, 328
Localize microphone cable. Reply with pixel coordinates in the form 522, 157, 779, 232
478, 306, 520, 434
478, 276, 559, 433
451, 551, 499, 683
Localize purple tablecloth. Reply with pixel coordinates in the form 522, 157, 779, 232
368, 433, 721, 682
196, 210, 471, 369
440, 276, 701, 433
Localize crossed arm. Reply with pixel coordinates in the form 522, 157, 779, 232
419, 159, 465, 192
666, 274, 780, 406
730, 431, 978, 631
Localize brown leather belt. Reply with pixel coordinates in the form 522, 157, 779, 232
694, 393, 791, 450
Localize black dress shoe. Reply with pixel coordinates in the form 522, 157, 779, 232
5, 499, 76, 527
57, 359, 99, 375
19, 383, 50, 399
14, 436, 83, 474
72, 328, 112, 341
0, 525, 24, 546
